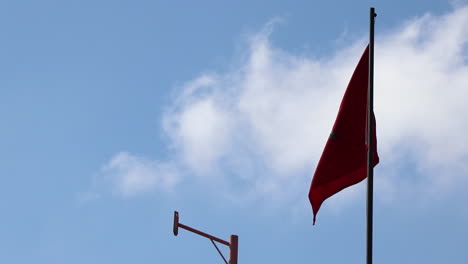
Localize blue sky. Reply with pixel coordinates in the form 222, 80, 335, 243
2, 0, 468, 263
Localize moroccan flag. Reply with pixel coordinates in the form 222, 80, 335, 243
309, 46, 379, 224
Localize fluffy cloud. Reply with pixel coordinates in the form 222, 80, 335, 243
374, 7, 468, 195
164, 6, 468, 201
101, 6, 468, 203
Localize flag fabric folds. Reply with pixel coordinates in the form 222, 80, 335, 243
309, 46, 379, 224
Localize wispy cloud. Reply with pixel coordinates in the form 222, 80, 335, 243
100, 152, 180, 197
97, 6, 468, 206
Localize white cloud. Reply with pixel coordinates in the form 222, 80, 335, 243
100, 152, 180, 197
97, 6, 468, 206
163, 76, 234, 175
163, 5, 468, 203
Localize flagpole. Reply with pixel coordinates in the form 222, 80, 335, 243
367, 7, 376, 264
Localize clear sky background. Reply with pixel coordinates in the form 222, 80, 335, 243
2, 0, 468, 263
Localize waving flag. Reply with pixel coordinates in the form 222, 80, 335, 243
309, 46, 379, 224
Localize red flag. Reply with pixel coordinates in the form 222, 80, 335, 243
309, 46, 379, 224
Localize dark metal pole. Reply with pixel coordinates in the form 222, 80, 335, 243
367, 7, 376, 264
